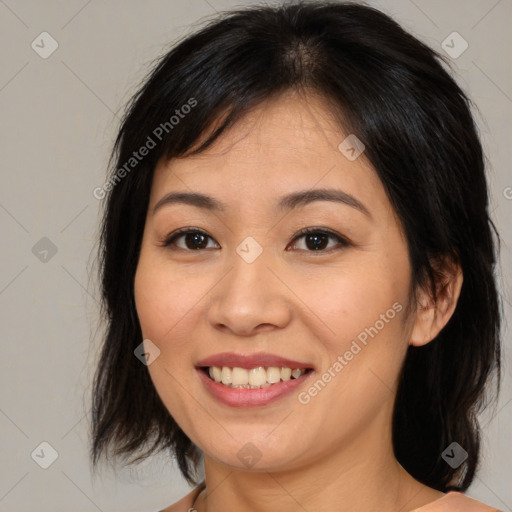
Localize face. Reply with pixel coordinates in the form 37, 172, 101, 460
134, 91, 417, 473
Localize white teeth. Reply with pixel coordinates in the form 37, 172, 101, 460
291, 369, 303, 379
220, 366, 232, 384
249, 367, 267, 386
231, 367, 249, 385
207, 365, 308, 388
267, 366, 281, 384
209, 366, 222, 382
280, 367, 292, 381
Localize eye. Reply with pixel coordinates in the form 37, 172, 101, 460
159, 227, 219, 251
159, 226, 350, 253
287, 227, 350, 253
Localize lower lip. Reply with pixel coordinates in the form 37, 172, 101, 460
196, 368, 314, 407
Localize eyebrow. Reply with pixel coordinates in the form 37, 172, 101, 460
152, 188, 372, 219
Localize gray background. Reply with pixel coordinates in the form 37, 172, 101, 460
0, 0, 511, 511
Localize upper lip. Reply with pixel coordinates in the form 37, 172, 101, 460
196, 352, 315, 370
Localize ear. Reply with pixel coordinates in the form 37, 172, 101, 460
409, 255, 464, 347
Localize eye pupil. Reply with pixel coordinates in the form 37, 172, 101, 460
186, 232, 208, 250
165, 228, 344, 252
306, 233, 328, 251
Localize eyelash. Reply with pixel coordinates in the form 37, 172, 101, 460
158, 226, 351, 253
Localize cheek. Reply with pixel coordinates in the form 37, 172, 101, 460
297, 274, 407, 433
300, 264, 401, 345
298, 260, 409, 396
134, 252, 200, 344
134, 262, 171, 341
133, 255, 201, 429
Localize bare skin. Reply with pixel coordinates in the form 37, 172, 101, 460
134, 90, 463, 512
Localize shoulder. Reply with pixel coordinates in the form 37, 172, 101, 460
414, 491, 502, 512
156, 483, 205, 512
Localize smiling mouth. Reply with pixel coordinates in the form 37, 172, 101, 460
200, 366, 314, 389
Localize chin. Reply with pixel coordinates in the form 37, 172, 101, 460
201, 432, 311, 473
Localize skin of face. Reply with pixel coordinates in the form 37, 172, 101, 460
134, 91, 463, 511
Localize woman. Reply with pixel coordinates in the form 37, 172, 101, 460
90, 2, 503, 511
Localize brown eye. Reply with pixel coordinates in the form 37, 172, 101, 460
288, 228, 350, 253
160, 228, 219, 251
159, 226, 350, 253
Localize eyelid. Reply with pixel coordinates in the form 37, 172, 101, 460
158, 227, 217, 249
288, 227, 350, 252
159, 226, 351, 252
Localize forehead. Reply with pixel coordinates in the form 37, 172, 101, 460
149, 92, 388, 215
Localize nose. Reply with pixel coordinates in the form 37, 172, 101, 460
206, 247, 292, 337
